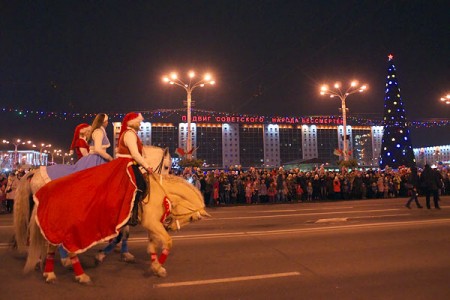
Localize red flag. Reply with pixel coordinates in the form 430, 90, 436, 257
175, 148, 185, 157
333, 149, 343, 156
186, 147, 199, 155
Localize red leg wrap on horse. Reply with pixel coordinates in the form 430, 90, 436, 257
44, 253, 55, 273
158, 249, 169, 264
70, 256, 84, 276
150, 253, 157, 262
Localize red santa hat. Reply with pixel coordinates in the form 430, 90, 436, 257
119, 112, 144, 140
70, 123, 90, 150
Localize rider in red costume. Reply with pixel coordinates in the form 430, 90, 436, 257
34, 113, 152, 261
95, 112, 154, 263
69, 123, 91, 160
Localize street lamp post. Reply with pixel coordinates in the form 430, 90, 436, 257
320, 81, 367, 161
440, 93, 450, 105
62, 152, 70, 164
52, 149, 62, 164
2, 139, 33, 167
162, 71, 215, 160
33, 143, 52, 165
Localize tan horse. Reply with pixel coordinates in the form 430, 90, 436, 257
16, 173, 208, 284
13, 145, 171, 253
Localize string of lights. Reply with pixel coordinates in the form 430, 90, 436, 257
1, 106, 449, 128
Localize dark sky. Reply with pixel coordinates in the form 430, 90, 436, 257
1, 0, 449, 150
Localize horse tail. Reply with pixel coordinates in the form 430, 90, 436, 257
13, 171, 35, 252
23, 208, 47, 273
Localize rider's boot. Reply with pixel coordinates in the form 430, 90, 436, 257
128, 203, 139, 226
127, 192, 142, 226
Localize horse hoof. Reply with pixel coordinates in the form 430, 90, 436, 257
95, 251, 106, 264
120, 252, 135, 263
152, 266, 167, 278
61, 258, 72, 268
75, 274, 92, 285
158, 267, 167, 277
43, 272, 57, 283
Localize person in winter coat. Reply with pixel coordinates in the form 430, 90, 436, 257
5, 172, 19, 213
419, 164, 441, 209
404, 167, 423, 209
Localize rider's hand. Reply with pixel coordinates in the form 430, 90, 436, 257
146, 167, 153, 174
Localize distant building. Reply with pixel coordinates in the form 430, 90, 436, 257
414, 145, 450, 168
0, 150, 48, 171
112, 110, 386, 168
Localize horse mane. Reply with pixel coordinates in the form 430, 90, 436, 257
159, 174, 203, 205
142, 146, 171, 174
150, 174, 206, 226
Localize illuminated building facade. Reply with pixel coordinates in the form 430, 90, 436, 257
0, 150, 48, 170
414, 145, 450, 167
112, 111, 387, 168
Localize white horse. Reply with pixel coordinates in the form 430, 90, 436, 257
19, 173, 208, 283
13, 146, 209, 284
13, 145, 171, 253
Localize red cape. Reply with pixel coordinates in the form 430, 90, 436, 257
34, 158, 137, 253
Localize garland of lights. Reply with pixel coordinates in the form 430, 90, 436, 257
1, 107, 449, 128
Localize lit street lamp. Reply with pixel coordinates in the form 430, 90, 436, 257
33, 143, 52, 165
162, 71, 215, 159
320, 81, 368, 161
46, 149, 61, 165
440, 93, 450, 105
54, 150, 70, 164
2, 139, 33, 166
61, 152, 70, 164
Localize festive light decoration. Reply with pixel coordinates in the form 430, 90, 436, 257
379, 54, 416, 169
1, 107, 449, 128
440, 93, 450, 105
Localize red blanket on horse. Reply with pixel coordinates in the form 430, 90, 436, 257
34, 158, 138, 254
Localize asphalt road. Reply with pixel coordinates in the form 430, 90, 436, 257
1, 196, 450, 300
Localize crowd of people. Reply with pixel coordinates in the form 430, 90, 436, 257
0, 169, 24, 214
2, 163, 449, 214
180, 165, 449, 208
1, 110, 448, 215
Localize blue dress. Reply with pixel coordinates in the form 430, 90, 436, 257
41, 128, 111, 183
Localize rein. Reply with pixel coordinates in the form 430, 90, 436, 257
153, 147, 169, 174
141, 147, 169, 205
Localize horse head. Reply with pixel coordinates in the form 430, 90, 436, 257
145, 174, 210, 231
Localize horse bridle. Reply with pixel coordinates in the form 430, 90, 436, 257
153, 147, 170, 174
141, 147, 169, 204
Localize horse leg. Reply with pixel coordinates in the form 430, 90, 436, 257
147, 229, 173, 277
119, 226, 135, 263
95, 230, 123, 263
43, 244, 57, 283
58, 246, 72, 268
69, 253, 92, 284
148, 236, 166, 277
94, 227, 136, 264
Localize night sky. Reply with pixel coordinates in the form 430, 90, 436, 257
1, 1, 449, 151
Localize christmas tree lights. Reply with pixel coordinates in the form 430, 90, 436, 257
379, 54, 416, 169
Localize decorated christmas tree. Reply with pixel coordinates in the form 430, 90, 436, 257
379, 54, 416, 169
